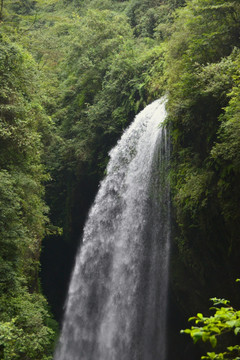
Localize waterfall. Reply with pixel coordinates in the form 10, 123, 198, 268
54, 97, 171, 360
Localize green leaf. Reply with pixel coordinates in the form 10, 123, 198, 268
189, 316, 198, 321
234, 327, 240, 335
180, 329, 191, 334
226, 320, 237, 327
192, 332, 203, 343
210, 336, 217, 348
205, 352, 216, 360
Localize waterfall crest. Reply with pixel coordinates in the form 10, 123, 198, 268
54, 97, 171, 360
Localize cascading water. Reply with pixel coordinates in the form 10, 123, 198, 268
54, 97, 171, 360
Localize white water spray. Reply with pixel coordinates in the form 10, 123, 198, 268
54, 97, 170, 360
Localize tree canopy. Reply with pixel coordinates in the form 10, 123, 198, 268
0, 0, 240, 358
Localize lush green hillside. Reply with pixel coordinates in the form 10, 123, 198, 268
0, 0, 239, 359
167, 0, 240, 307
165, 1, 240, 358
0, 35, 57, 360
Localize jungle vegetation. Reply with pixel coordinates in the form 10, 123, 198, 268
0, 0, 239, 359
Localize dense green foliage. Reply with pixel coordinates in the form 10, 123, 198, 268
164, 1, 240, 356
0, 35, 57, 359
165, 0, 240, 316
182, 295, 240, 360
0, 0, 240, 358
0, 0, 181, 357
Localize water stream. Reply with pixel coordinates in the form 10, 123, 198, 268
54, 97, 170, 360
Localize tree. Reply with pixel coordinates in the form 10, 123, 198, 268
181, 292, 240, 360
164, 0, 240, 332
0, 34, 57, 360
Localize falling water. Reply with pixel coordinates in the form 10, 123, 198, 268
54, 97, 171, 360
